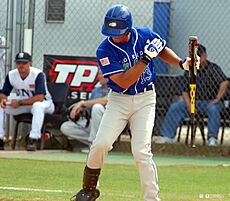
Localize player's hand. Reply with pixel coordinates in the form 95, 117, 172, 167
70, 106, 84, 119
0, 99, 7, 109
141, 38, 164, 65
145, 38, 164, 58
195, 55, 200, 70
69, 100, 85, 119
69, 100, 85, 110
180, 55, 200, 71
207, 98, 220, 108
11, 99, 20, 108
180, 57, 190, 71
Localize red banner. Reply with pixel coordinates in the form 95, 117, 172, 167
44, 55, 99, 106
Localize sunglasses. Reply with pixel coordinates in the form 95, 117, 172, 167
16, 61, 29, 65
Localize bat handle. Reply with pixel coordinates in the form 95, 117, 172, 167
190, 114, 196, 148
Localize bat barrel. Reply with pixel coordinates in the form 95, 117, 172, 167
189, 36, 198, 84
189, 36, 198, 41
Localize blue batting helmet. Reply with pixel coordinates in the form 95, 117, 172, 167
102, 5, 133, 37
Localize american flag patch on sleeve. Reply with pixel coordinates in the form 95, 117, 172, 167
29, 84, 35, 89
100, 57, 110, 66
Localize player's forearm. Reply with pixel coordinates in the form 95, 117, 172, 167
182, 92, 190, 110
158, 47, 182, 68
84, 97, 108, 107
110, 61, 147, 89
19, 94, 45, 106
0, 93, 7, 101
216, 80, 229, 101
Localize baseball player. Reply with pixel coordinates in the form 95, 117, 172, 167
72, 4, 193, 201
0, 52, 54, 151
60, 69, 109, 151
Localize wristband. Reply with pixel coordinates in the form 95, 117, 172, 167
179, 60, 184, 69
82, 100, 85, 107
216, 96, 221, 101
80, 100, 85, 108
18, 100, 24, 106
140, 54, 151, 65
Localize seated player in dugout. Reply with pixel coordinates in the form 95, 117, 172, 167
60, 69, 109, 152
0, 52, 55, 151
156, 44, 229, 146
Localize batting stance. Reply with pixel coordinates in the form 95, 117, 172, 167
72, 4, 192, 201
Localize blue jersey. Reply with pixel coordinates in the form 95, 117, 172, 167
96, 27, 166, 95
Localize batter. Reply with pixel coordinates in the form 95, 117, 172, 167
72, 4, 192, 201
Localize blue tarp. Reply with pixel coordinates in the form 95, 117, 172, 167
153, 2, 171, 74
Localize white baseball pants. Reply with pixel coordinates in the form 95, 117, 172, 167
0, 100, 54, 139
87, 89, 160, 201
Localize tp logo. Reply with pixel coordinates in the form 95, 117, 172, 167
49, 60, 99, 92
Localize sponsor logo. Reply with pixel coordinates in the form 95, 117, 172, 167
18, 53, 24, 58
49, 59, 99, 94
108, 22, 117, 27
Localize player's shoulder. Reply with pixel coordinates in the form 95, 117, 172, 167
96, 38, 114, 57
207, 60, 221, 69
30, 66, 42, 72
9, 68, 18, 74
97, 37, 111, 50
134, 26, 160, 40
8, 68, 18, 77
134, 26, 156, 35
134, 26, 151, 33
8, 69, 20, 83
30, 66, 43, 74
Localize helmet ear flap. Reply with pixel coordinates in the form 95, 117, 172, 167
102, 4, 132, 37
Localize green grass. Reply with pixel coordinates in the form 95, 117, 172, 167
0, 152, 229, 201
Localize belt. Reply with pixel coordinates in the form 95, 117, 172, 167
141, 84, 153, 93
110, 83, 154, 95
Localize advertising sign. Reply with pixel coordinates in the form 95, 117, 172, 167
44, 55, 99, 105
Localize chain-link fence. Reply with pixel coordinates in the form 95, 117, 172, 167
0, 0, 8, 88
0, 0, 229, 151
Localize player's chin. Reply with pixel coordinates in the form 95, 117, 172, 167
20, 69, 26, 73
113, 33, 127, 39
113, 35, 129, 43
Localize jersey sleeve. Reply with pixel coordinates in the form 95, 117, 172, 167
96, 45, 125, 78
34, 72, 46, 95
213, 63, 227, 83
145, 28, 167, 53
1, 74, 13, 96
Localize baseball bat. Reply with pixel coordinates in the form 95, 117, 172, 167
188, 36, 198, 148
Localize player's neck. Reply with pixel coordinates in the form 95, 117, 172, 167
20, 69, 30, 80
